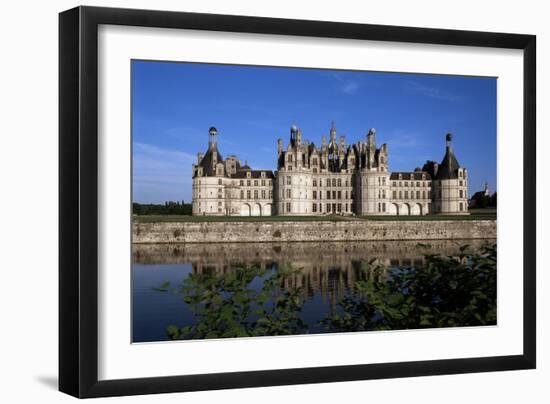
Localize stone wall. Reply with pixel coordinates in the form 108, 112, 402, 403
133, 220, 496, 244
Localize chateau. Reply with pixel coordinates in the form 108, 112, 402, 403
192, 124, 469, 216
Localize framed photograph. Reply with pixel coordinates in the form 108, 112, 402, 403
59, 6, 536, 398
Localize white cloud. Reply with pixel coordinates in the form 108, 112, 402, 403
404, 80, 461, 102
331, 72, 360, 95
133, 142, 196, 203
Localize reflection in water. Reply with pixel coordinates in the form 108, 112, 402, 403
132, 240, 496, 342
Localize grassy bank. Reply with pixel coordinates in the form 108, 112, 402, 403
134, 209, 496, 223
133, 215, 348, 223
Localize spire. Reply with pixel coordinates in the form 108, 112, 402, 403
330, 120, 337, 142
437, 133, 460, 180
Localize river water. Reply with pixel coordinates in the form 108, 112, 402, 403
132, 239, 496, 342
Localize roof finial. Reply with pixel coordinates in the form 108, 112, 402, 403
208, 126, 218, 149
446, 132, 453, 150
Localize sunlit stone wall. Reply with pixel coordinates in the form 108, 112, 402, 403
133, 220, 496, 244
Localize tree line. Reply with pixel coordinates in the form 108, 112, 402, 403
469, 192, 497, 209
133, 201, 192, 215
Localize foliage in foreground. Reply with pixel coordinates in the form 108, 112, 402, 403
156, 266, 307, 340
323, 244, 497, 332
155, 244, 497, 340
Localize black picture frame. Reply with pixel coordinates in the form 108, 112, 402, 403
59, 5, 536, 398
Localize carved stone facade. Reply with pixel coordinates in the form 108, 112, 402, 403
192, 124, 469, 216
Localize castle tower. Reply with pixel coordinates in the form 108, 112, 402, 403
431, 133, 469, 214
355, 127, 391, 215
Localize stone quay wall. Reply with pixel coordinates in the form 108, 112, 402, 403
132, 220, 496, 244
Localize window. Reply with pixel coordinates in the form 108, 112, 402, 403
261, 190, 266, 199
332, 191, 336, 199
460, 190, 463, 198
338, 178, 342, 187
337, 203, 342, 212
240, 180, 244, 186
286, 189, 291, 198
288, 155, 293, 163
218, 179, 222, 185
423, 191, 426, 199
337, 191, 341, 199
261, 180, 266, 186
254, 180, 258, 186
247, 190, 251, 199
345, 204, 348, 212
286, 176, 291, 185
345, 190, 348, 199
393, 190, 397, 199
268, 190, 272, 199
383, 202, 386, 212
459, 202, 463, 211
247, 180, 251, 186
313, 191, 317, 200
404, 191, 408, 199
393, 181, 397, 187
459, 180, 463, 186
312, 203, 317, 213
326, 179, 330, 187
254, 190, 258, 199
313, 179, 317, 187
404, 181, 408, 187
416, 182, 420, 187
327, 204, 331, 212
417, 191, 420, 199
327, 191, 331, 199
399, 191, 402, 199
378, 203, 381, 212
286, 202, 291, 212
332, 179, 336, 187
345, 179, 349, 187
313, 158, 318, 165
240, 190, 244, 199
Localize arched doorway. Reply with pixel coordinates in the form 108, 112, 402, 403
263, 203, 272, 216
411, 203, 422, 216
402, 203, 411, 216
389, 203, 399, 216
252, 203, 262, 216
240, 203, 251, 216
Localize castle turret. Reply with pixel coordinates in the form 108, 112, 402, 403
330, 121, 337, 144
431, 133, 469, 214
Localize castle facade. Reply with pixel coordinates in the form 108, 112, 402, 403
192, 124, 469, 216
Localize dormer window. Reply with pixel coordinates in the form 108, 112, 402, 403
246, 172, 251, 178
261, 171, 265, 178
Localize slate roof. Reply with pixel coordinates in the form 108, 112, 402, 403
231, 170, 274, 179
436, 147, 461, 180
390, 172, 432, 180
197, 145, 224, 176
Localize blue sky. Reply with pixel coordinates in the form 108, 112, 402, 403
132, 60, 496, 204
